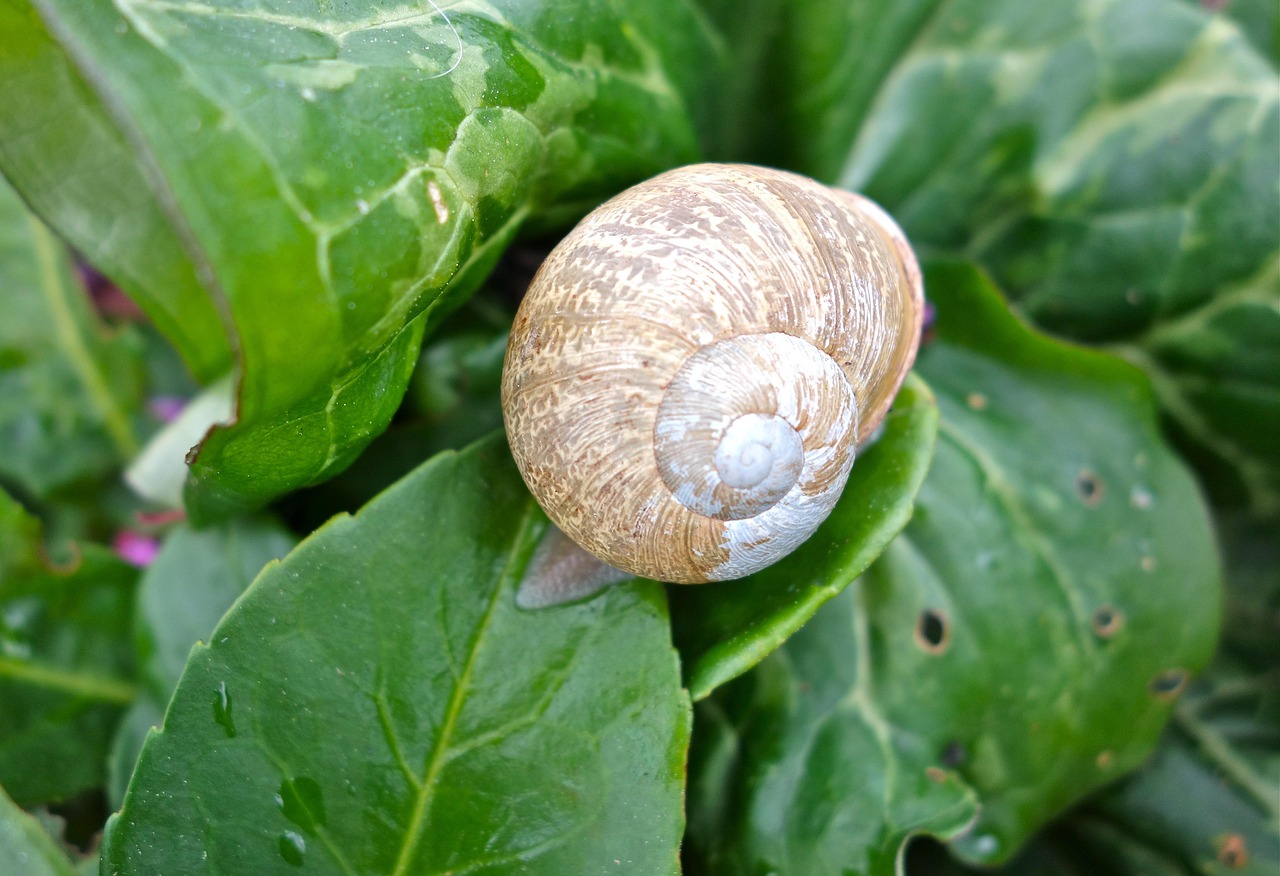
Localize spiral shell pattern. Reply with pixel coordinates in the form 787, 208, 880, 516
502, 164, 923, 583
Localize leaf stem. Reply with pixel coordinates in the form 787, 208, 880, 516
1175, 705, 1280, 825
0, 656, 135, 705
28, 215, 140, 458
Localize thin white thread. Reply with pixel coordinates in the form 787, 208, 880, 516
424, 0, 464, 80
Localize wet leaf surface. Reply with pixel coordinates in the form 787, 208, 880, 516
103, 436, 690, 875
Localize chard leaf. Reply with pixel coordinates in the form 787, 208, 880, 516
0, 0, 715, 521
686, 264, 1221, 874
768, 0, 1280, 512
103, 435, 690, 875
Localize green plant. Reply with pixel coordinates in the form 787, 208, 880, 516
0, 1, 1275, 874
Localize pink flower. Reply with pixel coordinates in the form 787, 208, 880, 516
113, 531, 160, 567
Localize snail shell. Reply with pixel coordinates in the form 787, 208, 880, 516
502, 163, 923, 585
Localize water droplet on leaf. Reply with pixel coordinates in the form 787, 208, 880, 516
279, 831, 306, 866
213, 681, 236, 738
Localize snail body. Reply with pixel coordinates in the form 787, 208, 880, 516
502, 163, 923, 585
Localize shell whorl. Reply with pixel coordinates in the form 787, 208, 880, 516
502, 163, 923, 584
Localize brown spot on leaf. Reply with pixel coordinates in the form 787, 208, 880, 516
925, 766, 948, 783
1150, 669, 1189, 701
966, 392, 988, 411
1095, 750, 1114, 769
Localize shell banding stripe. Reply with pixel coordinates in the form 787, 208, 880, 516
501, 163, 923, 584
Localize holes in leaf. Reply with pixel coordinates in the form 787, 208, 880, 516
915, 608, 950, 654
1076, 469, 1104, 505
940, 741, 967, 767
1149, 668, 1189, 701
1091, 604, 1125, 639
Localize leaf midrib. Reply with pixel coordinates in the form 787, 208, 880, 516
390, 503, 536, 876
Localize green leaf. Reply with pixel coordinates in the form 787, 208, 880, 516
918, 655, 1280, 876
1183, 0, 1280, 63
913, 514, 1279, 875
1086, 657, 1280, 876
0, 490, 138, 808
0, 783, 77, 876
686, 264, 1221, 874
108, 517, 297, 806
768, 0, 1280, 512
0, 176, 144, 499
278, 299, 512, 532
672, 372, 939, 701
685, 587, 980, 876
0, 0, 715, 521
103, 435, 690, 875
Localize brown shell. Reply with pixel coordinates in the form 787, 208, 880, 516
502, 163, 924, 583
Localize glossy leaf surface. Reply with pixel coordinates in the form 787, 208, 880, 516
0, 0, 716, 520
672, 373, 939, 701
103, 436, 690, 875
686, 264, 1221, 874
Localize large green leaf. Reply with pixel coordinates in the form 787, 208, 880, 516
912, 507, 1280, 876
103, 435, 690, 874
672, 373, 939, 701
0, 783, 78, 876
911, 656, 1280, 876
0, 490, 138, 808
685, 264, 1221, 874
764, 0, 1279, 512
0, 0, 717, 521
0, 175, 144, 500
107, 517, 297, 806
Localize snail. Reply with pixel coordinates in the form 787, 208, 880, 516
502, 163, 923, 605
